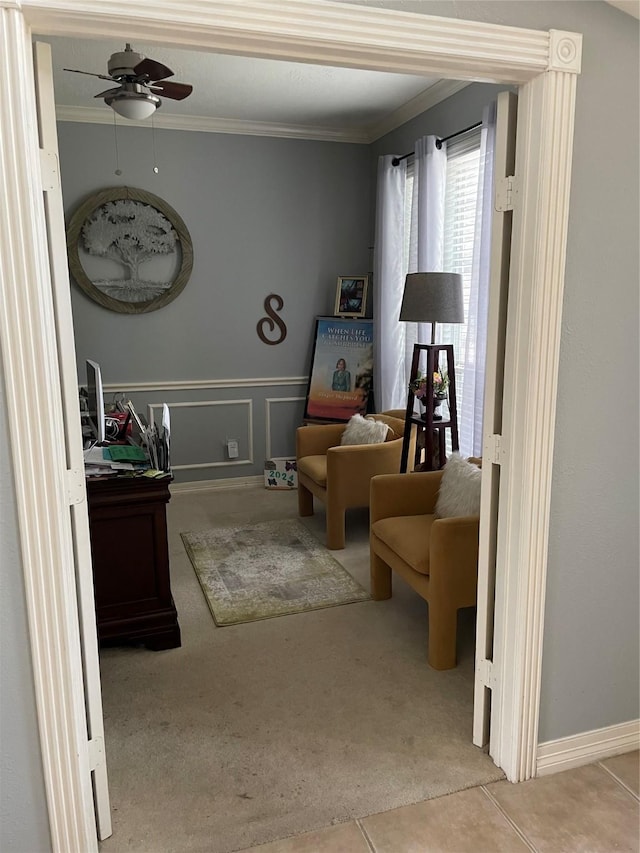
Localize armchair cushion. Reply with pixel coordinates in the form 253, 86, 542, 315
434, 453, 482, 519
371, 514, 434, 576
297, 455, 327, 487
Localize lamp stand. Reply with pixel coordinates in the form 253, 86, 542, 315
400, 343, 459, 473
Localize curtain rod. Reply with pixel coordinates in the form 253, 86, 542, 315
391, 121, 482, 167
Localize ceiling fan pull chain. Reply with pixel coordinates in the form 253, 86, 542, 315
113, 112, 122, 176
151, 113, 159, 175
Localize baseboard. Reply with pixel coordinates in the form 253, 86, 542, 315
536, 719, 640, 776
170, 475, 264, 494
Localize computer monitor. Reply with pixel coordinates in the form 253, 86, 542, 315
86, 359, 105, 444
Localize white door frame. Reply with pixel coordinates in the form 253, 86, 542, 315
1, 1, 581, 848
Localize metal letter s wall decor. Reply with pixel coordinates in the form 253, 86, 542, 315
257, 293, 287, 345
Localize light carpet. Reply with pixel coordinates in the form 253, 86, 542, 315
98, 486, 504, 853
181, 518, 370, 626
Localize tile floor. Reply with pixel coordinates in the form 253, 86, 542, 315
243, 750, 639, 853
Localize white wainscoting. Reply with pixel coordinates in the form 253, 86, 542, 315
104, 377, 307, 475
104, 377, 307, 393
265, 396, 306, 461
147, 399, 253, 471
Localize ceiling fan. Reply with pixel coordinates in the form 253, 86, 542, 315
64, 43, 193, 121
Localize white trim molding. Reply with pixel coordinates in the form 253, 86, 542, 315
171, 474, 264, 494
368, 80, 469, 142
537, 720, 640, 777
548, 30, 583, 74
1, 2, 583, 848
21, 0, 550, 84
0, 8, 97, 850
56, 105, 372, 143
103, 376, 307, 394
56, 79, 470, 144
490, 63, 580, 783
265, 396, 305, 462
148, 399, 254, 470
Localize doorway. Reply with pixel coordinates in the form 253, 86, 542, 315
50, 37, 506, 849
0, 3, 581, 848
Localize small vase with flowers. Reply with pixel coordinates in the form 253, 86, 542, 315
409, 367, 450, 420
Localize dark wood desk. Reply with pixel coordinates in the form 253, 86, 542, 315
86, 475, 181, 650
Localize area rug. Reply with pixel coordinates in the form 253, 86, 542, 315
181, 518, 370, 626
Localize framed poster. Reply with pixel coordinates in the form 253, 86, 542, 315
304, 317, 374, 422
334, 276, 368, 318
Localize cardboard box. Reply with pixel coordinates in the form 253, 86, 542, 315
264, 459, 298, 490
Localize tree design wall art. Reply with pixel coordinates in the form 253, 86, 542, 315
67, 187, 193, 313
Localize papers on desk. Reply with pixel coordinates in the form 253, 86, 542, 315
83, 445, 147, 476
107, 445, 148, 462
84, 403, 171, 478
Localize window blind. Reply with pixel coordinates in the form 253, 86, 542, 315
439, 131, 481, 414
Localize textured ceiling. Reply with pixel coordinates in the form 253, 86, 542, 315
41, 35, 450, 135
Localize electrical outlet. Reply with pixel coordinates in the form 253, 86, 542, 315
226, 439, 239, 459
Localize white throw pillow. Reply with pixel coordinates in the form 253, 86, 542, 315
434, 453, 482, 518
340, 414, 389, 446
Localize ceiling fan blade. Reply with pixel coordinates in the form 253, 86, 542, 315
148, 80, 193, 100
133, 57, 173, 82
94, 87, 123, 99
64, 68, 115, 82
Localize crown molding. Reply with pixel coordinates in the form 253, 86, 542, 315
367, 79, 470, 141
55, 105, 372, 143
56, 79, 471, 143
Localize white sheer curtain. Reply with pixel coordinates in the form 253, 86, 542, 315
373, 112, 495, 441
406, 135, 447, 377
373, 155, 407, 412
458, 102, 496, 456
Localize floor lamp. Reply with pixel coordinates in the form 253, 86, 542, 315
399, 272, 464, 345
399, 272, 464, 470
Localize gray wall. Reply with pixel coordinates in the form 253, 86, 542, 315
365, 0, 640, 742
0, 357, 52, 853
58, 124, 372, 481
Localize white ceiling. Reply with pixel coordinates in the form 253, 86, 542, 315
41, 35, 467, 143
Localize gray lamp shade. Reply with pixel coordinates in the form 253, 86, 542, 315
399, 272, 464, 324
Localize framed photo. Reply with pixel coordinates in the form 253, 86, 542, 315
334, 276, 369, 318
304, 316, 374, 422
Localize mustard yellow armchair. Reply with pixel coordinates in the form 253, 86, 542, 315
296, 411, 415, 550
369, 466, 480, 670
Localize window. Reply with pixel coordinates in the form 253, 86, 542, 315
438, 132, 481, 407
403, 131, 482, 452
404, 136, 481, 386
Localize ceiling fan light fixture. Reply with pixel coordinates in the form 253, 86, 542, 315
105, 90, 160, 121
